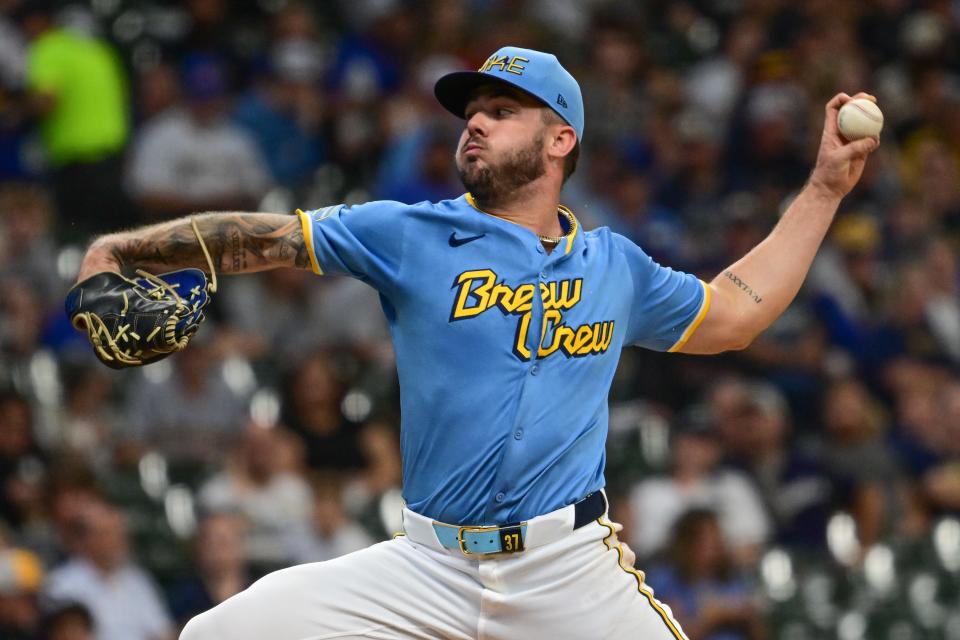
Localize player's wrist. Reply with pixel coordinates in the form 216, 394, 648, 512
803, 175, 846, 204
77, 237, 123, 282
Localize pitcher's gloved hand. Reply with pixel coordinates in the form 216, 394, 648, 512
66, 219, 217, 369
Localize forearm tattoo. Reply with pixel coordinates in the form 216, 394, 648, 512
108, 212, 311, 274
723, 270, 763, 304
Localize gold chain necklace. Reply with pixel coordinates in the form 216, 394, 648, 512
539, 207, 577, 244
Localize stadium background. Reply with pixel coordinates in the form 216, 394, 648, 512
1, 0, 959, 638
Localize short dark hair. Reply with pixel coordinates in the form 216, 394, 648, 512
541, 109, 580, 183
43, 602, 95, 634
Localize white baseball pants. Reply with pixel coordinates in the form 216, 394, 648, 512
180, 507, 688, 639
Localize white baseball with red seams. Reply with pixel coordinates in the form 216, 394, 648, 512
837, 98, 883, 140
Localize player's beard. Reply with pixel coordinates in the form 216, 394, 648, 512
457, 131, 546, 205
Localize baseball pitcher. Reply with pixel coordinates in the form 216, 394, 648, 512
71, 47, 878, 639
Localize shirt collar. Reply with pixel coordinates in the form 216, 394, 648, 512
463, 193, 582, 256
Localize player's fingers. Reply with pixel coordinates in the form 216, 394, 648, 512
825, 92, 852, 115
850, 92, 877, 103
824, 93, 852, 135
836, 136, 879, 160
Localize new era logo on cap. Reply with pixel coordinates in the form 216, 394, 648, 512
433, 46, 585, 141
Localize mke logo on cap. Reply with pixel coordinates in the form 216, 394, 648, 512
478, 54, 529, 76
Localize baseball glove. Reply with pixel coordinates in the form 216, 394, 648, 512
65, 219, 218, 369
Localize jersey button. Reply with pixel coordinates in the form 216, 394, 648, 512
536, 245, 545, 254
530, 365, 539, 376
539, 271, 547, 280
514, 429, 524, 440
495, 492, 505, 503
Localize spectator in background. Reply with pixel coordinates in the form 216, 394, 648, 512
606, 166, 689, 269
625, 408, 769, 567
134, 61, 181, 124
737, 295, 827, 426
898, 68, 960, 223
220, 267, 392, 365
579, 11, 651, 154
728, 59, 809, 194
924, 378, 960, 512
0, 547, 44, 640
123, 339, 248, 471
699, 192, 770, 278
323, 3, 415, 187
683, 14, 764, 134
376, 126, 461, 204
0, 391, 47, 538
166, 512, 250, 630
17, 0, 132, 237
44, 463, 102, 564
44, 501, 174, 640
198, 424, 313, 572
126, 55, 270, 218
819, 378, 903, 548
809, 212, 886, 367
309, 276, 395, 365
55, 363, 117, 472
888, 369, 960, 531
883, 197, 935, 261
232, 40, 325, 190
218, 268, 320, 362
922, 238, 960, 364
0, 279, 45, 375
872, 263, 954, 369
282, 351, 401, 499
287, 473, 374, 564
374, 46, 467, 205
0, 183, 61, 304
656, 108, 729, 241
718, 382, 838, 551
560, 138, 619, 228
173, 0, 250, 80
41, 603, 95, 640
0, 7, 28, 180
650, 509, 763, 640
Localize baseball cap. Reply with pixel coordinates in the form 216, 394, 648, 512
182, 55, 228, 102
434, 46, 584, 141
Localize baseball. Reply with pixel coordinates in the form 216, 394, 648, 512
837, 98, 883, 140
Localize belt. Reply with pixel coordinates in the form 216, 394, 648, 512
415, 491, 607, 556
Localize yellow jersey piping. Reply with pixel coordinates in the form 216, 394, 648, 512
295, 208, 323, 275
668, 280, 711, 353
464, 192, 484, 212
598, 517, 689, 640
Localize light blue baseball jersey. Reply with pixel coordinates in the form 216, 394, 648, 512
297, 194, 710, 525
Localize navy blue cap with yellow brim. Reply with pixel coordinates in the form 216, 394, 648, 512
434, 46, 584, 141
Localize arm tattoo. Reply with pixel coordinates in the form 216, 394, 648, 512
107, 212, 312, 274
723, 270, 763, 304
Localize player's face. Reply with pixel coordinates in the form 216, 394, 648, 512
456, 87, 549, 202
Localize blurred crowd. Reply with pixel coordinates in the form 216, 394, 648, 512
0, 0, 959, 638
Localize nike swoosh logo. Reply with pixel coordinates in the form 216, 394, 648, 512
449, 232, 485, 247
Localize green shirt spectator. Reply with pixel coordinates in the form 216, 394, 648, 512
26, 27, 128, 167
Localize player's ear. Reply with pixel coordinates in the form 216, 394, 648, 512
546, 124, 577, 162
